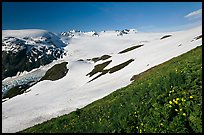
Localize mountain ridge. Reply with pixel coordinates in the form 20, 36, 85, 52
2, 25, 202, 133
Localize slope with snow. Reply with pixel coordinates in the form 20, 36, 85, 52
2, 29, 67, 90
2, 26, 202, 133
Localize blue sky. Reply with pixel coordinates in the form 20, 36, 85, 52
2, 2, 202, 33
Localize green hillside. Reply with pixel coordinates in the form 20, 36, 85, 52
21, 46, 202, 133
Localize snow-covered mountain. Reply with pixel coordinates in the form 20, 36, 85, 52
2, 29, 67, 81
2, 26, 202, 133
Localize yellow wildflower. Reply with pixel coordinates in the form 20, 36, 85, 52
176, 98, 179, 101
172, 90, 174, 93
136, 126, 138, 129
169, 94, 171, 96
175, 109, 178, 112
169, 101, 173, 104
160, 123, 163, 126
169, 105, 172, 108
141, 123, 143, 126
173, 99, 178, 104
180, 108, 182, 111
181, 98, 184, 102
183, 113, 186, 116
140, 129, 142, 133
190, 96, 193, 99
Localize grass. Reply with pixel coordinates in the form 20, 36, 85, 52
109, 59, 134, 74
87, 55, 112, 63
87, 59, 134, 82
118, 45, 144, 54
86, 60, 112, 77
40, 62, 68, 81
2, 84, 29, 100
160, 35, 172, 40
21, 45, 202, 133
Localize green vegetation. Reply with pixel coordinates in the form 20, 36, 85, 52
160, 35, 172, 40
21, 46, 202, 133
40, 62, 68, 81
109, 59, 134, 73
86, 60, 112, 77
3, 62, 69, 100
118, 45, 144, 54
2, 84, 29, 100
87, 55, 112, 63
87, 59, 134, 82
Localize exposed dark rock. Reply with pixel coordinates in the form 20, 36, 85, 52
160, 35, 172, 40
2, 42, 65, 80
92, 32, 99, 37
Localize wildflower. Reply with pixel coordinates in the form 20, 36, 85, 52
181, 98, 184, 102
160, 123, 163, 126
173, 99, 178, 104
180, 108, 182, 111
171, 85, 173, 88
172, 90, 174, 93
136, 126, 138, 129
190, 96, 193, 99
175, 109, 178, 112
140, 129, 142, 133
169, 105, 172, 108
169, 101, 173, 104
183, 113, 186, 116
176, 98, 180, 101
169, 94, 171, 96
141, 123, 143, 126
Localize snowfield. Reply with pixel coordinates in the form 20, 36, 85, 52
2, 26, 202, 133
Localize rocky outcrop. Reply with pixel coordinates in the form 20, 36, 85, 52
2, 36, 66, 80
